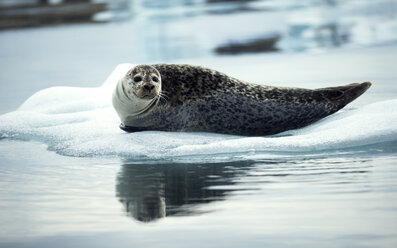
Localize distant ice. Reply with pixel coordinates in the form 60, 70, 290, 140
0, 64, 396, 161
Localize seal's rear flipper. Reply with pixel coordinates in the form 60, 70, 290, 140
317, 82, 372, 109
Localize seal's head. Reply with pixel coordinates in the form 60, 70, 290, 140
113, 64, 163, 126
124, 65, 161, 100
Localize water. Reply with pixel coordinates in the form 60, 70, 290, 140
123, 0, 397, 59
1, 0, 397, 247
1, 141, 396, 247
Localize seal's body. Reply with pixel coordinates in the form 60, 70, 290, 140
112, 64, 371, 136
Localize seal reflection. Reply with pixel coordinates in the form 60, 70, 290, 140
116, 161, 253, 222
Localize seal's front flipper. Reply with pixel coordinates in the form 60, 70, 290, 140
119, 123, 146, 133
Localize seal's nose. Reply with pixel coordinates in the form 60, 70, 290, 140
144, 84, 155, 91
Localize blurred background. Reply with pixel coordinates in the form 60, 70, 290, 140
0, 0, 397, 113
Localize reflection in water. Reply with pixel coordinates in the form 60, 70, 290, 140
116, 161, 253, 222
115, 156, 374, 223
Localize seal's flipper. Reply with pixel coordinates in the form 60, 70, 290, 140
316, 82, 372, 110
119, 123, 147, 133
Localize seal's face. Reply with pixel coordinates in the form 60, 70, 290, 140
124, 65, 161, 100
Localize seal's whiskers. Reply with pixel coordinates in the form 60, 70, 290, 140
158, 91, 169, 104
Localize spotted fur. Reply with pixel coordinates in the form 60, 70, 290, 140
114, 64, 371, 136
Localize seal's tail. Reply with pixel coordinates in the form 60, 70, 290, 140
316, 82, 372, 110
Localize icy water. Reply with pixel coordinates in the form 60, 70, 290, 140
1, 0, 397, 247
0, 140, 396, 248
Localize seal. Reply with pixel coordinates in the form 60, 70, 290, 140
112, 64, 371, 136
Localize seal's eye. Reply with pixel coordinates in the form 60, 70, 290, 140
133, 76, 142, 83
152, 76, 159, 83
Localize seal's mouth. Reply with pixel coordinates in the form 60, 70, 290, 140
141, 93, 157, 99
130, 90, 157, 100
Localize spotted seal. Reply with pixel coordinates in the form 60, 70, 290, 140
112, 64, 371, 136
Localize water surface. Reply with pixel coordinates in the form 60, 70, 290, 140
1, 140, 396, 248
